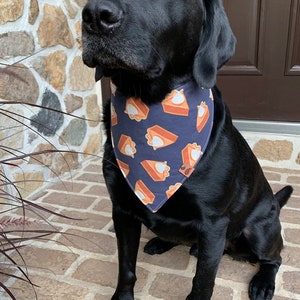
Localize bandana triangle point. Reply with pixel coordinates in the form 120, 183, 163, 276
111, 80, 214, 212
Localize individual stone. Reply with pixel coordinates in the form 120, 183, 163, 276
13, 247, 79, 276
296, 152, 300, 165
93, 198, 112, 213
241, 292, 290, 300
51, 151, 79, 176
58, 229, 117, 254
75, 172, 104, 183
282, 271, 300, 295
30, 90, 64, 137
287, 196, 300, 209
63, 0, 77, 19
0, 32, 34, 58
0, 64, 39, 104
73, 0, 87, 8
0, 0, 24, 24
93, 294, 111, 300
28, 0, 39, 25
84, 133, 101, 156
64, 94, 83, 113
253, 139, 293, 162
138, 242, 190, 270
37, 4, 74, 48
30, 56, 45, 78
212, 286, 234, 300
51, 210, 110, 229
73, 260, 118, 288
59, 117, 87, 146
215, 255, 258, 283
263, 171, 281, 182
280, 209, 300, 224
44, 50, 67, 92
284, 228, 300, 245
13, 171, 44, 198
149, 273, 192, 300
48, 180, 87, 193
28, 144, 56, 167
75, 20, 82, 50
287, 175, 300, 184
43, 192, 95, 209
28, 131, 39, 144
72, 259, 148, 292
8, 275, 89, 300
281, 246, 300, 268
0, 106, 24, 159
85, 94, 100, 127
69, 56, 95, 91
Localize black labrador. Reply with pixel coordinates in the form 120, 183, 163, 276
81, 0, 293, 299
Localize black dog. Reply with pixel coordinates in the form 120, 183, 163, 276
82, 0, 293, 299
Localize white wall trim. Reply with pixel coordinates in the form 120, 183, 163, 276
233, 120, 300, 135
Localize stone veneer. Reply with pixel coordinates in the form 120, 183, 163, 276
242, 132, 300, 171
0, 0, 101, 197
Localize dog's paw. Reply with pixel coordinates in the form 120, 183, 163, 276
144, 237, 177, 255
249, 273, 275, 300
112, 291, 134, 300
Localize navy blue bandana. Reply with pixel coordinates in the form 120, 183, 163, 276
110, 80, 214, 212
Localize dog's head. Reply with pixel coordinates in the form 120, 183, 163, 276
82, 0, 235, 90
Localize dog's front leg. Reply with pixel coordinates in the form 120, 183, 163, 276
112, 207, 142, 300
187, 220, 228, 300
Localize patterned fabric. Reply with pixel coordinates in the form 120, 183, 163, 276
111, 80, 214, 212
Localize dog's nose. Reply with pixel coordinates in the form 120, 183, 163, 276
82, 1, 123, 33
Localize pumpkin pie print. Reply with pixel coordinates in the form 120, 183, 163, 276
118, 134, 137, 158
196, 101, 210, 132
145, 125, 178, 150
135, 180, 155, 205
141, 160, 170, 182
111, 104, 118, 126
209, 89, 214, 101
116, 159, 130, 177
125, 97, 150, 122
166, 183, 182, 198
180, 143, 203, 177
162, 89, 190, 116
111, 132, 115, 148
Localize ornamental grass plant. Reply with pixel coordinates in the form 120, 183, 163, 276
0, 59, 83, 299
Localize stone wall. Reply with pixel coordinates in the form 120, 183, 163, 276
0, 0, 101, 197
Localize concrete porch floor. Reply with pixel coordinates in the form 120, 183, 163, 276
1, 134, 300, 300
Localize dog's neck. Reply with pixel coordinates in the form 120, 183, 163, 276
109, 68, 194, 104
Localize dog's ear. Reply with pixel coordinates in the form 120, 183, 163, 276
95, 66, 104, 82
193, 0, 236, 88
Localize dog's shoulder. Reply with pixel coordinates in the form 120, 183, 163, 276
209, 86, 233, 146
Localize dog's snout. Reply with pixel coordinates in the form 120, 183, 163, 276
100, 5, 123, 29
82, 1, 123, 33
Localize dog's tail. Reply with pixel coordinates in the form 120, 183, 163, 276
274, 185, 293, 208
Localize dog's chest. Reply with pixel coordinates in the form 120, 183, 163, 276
110, 81, 214, 212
